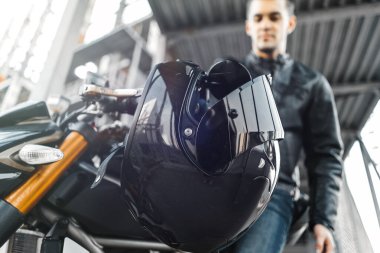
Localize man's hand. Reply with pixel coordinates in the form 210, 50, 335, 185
313, 224, 335, 253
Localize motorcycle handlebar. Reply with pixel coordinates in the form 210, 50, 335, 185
79, 84, 143, 99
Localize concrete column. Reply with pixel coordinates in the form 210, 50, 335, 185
126, 42, 142, 89
29, 0, 91, 101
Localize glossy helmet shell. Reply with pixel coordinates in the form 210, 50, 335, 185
121, 59, 284, 252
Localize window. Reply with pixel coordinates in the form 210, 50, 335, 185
345, 99, 380, 252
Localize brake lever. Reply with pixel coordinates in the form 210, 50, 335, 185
79, 84, 143, 99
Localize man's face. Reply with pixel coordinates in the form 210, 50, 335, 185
246, 0, 296, 57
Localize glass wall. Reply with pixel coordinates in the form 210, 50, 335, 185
83, 0, 152, 43
345, 99, 380, 252
0, 0, 68, 83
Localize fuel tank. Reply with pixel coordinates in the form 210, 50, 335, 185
45, 155, 153, 240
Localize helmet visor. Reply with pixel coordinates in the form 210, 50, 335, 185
181, 60, 283, 175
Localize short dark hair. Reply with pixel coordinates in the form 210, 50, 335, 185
246, 0, 295, 19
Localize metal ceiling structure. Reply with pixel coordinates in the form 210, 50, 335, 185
148, 0, 380, 157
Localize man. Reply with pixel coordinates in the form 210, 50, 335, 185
230, 0, 344, 252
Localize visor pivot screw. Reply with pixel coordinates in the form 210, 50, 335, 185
184, 128, 193, 137
228, 109, 238, 119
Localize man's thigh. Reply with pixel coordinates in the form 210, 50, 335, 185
232, 189, 294, 253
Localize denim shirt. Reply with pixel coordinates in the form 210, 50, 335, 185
243, 53, 344, 231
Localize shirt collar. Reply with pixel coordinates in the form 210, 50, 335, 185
246, 52, 294, 86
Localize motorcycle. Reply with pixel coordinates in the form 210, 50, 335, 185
0, 72, 172, 252
0, 59, 286, 253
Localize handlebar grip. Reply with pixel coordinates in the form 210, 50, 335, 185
102, 97, 139, 115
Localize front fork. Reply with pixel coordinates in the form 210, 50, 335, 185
0, 130, 89, 247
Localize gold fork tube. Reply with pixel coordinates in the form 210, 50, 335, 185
5, 132, 88, 214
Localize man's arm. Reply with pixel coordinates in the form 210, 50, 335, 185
303, 74, 344, 252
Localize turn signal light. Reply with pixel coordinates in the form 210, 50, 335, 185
19, 144, 64, 165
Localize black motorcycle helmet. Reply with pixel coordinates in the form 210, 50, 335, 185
121, 59, 284, 252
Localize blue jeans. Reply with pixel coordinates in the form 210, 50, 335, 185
233, 189, 294, 253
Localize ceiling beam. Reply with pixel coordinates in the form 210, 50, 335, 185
300, 2, 380, 23
166, 2, 380, 45
166, 21, 244, 46
333, 82, 380, 96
